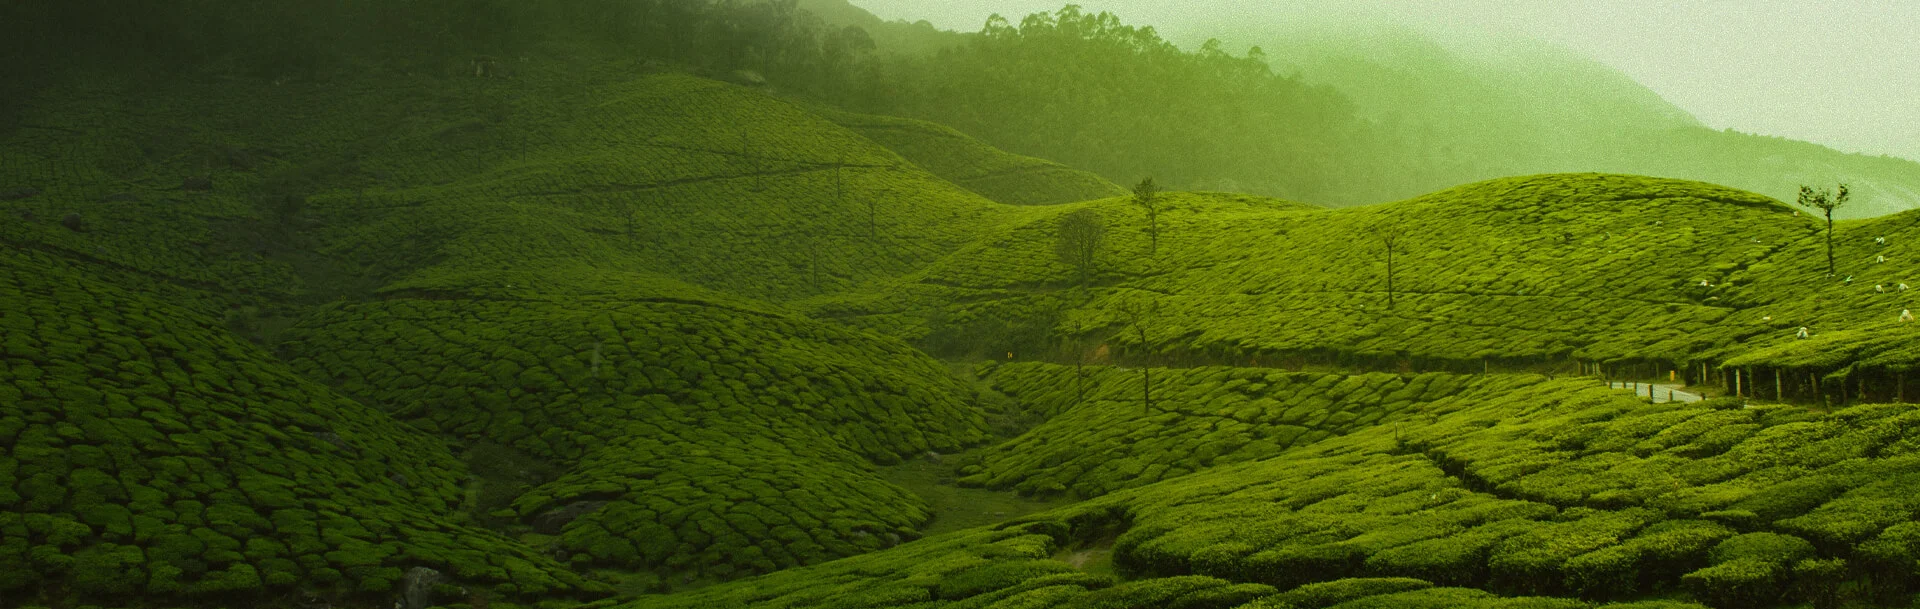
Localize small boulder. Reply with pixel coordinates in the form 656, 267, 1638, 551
728, 69, 768, 88
182, 175, 213, 191
389, 473, 412, 488
532, 501, 609, 534
0, 187, 40, 200
61, 213, 86, 232
312, 430, 356, 454
400, 567, 444, 609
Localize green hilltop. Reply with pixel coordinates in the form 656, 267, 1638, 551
6, 2, 1920, 609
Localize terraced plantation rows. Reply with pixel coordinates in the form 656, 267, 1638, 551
814, 106, 1129, 206
10, 50, 1920, 609
629, 363, 1920, 609
277, 295, 990, 581
961, 363, 1535, 497
0, 247, 596, 604
815, 173, 1920, 400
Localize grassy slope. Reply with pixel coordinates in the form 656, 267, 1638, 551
813, 106, 1129, 206
809, 173, 1920, 378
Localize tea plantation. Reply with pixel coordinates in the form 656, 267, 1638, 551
11, 56, 1920, 609
0, 247, 595, 604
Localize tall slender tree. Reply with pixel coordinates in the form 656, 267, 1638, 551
1800, 183, 1851, 275
1056, 209, 1106, 287
1117, 296, 1159, 415
1132, 177, 1163, 255
1370, 222, 1409, 309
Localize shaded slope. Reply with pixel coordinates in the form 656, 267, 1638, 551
0, 59, 1026, 602
309, 72, 1013, 302
815, 106, 1128, 205
0, 69, 1017, 307
0, 247, 595, 605
278, 294, 991, 580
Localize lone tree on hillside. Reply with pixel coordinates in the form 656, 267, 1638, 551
1800, 183, 1851, 275
1370, 221, 1409, 309
1132, 177, 1164, 255
1117, 295, 1160, 415
1056, 208, 1106, 287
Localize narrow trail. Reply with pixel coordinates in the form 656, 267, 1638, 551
1606, 380, 1705, 403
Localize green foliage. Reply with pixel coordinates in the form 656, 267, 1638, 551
816, 107, 1127, 206
1269, 577, 1436, 609
279, 296, 988, 579
0, 247, 586, 602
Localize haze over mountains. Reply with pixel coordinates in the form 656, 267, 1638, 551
816, 0, 1920, 217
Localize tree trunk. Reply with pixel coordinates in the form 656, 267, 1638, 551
1142, 366, 1152, 415
1075, 347, 1086, 407
1826, 212, 1836, 275
1149, 213, 1159, 256
1776, 369, 1784, 401
1387, 250, 1395, 309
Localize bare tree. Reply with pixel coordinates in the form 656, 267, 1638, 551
1056, 208, 1106, 287
1370, 221, 1409, 309
1799, 183, 1851, 275
1117, 296, 1160, 415
1132, 177, 1164, 256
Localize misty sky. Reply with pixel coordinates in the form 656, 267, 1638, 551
849, 0, 1920, 163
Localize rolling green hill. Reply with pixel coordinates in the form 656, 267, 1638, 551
809, 174, 1828, 367
10, 9, 1920, 609
0, 246, 597, 605
814, 106, 1128, 206
611, 362, 1920, 609
0, 58, 1072, 605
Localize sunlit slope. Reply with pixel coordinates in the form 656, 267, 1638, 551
621, 366, 1920, 609
814, 106, 1129, 206
1687, 206, 1920, 397
0, 247, 595, 603
277, 294, 991, 581
960, 363, 1534, 498
816, 173, 1813, 365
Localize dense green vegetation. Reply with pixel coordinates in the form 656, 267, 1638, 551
9, 2, 1920, 608
813, 106, 1127, 206
278, 296, 990, 581
0, 246, 597, 605
616, 363, 1920, 609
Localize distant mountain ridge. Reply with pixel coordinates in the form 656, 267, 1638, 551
817, 2, 1920, 218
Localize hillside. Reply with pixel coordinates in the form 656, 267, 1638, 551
826, 4, 1920, 218
616, 364, 1920, 609
0, 60, 1074, 605
809, 174, 1815, 364
813, 106, 1128, 205
0, 246, 598, 604
9, 6, 1920, 609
